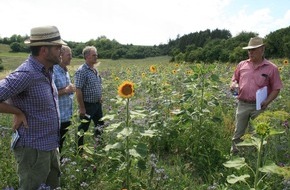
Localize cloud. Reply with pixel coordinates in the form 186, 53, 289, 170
0, 0, 289, 45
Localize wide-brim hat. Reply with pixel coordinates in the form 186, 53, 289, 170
242, 37, 264, 50
24, 26, 67, 46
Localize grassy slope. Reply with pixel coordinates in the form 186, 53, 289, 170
0, 44, 171, 79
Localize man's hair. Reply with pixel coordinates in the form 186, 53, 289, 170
61, 45, 71, 56
82, 46, 97, 59
30, 46, 42, 56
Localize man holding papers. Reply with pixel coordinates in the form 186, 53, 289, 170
230, 37, 283, 155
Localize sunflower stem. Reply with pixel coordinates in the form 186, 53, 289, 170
254, 136, 264, 189
125, 98, 130, 190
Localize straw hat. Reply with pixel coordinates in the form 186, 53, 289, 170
242, 37, 264, 50
24, 26, 67, 46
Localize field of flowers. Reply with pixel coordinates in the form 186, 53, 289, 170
0, 57, 289, 190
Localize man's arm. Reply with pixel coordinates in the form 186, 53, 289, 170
261, 89, 280, 110
0, 102, 28, 130
75, 88, 86, 116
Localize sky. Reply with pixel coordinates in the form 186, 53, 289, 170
0, 0, 289, 46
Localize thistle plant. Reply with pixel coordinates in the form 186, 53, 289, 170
223, 111, 290, 189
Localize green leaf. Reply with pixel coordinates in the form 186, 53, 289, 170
137, 159, 147, 170
171, 109, 185, 115
117, 127, 133, 138
101, 114, 116, 121
269, 128, 285, 136
130, 110, 147, 119
149, 111, 160, 117
129, 148, 141, 158
104, 142, 122, 151
210, 74, 220, 81
80, 119, 90, 123
83, 145, 94, 155
226, 174, 250, 184
135, 142, 147, 157
104, 122, 123, 132
140, 129, 156, 137
237, 136, 266, 150
260, 163, 290, 177
223, 157, 247, 170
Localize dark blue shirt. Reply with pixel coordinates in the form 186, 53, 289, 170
0, 55, 60, 151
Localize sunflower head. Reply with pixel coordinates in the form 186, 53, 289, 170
118, 81, 135, 98
150, 65, 157, 73
283, 59, 288, 66
186, 70, 193, 75
255, 122, 270, 137
172, 70, 177, 74
141, 72, 146, 78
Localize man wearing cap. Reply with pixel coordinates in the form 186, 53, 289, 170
230, 36, 283, 155
0, 26, 66, 189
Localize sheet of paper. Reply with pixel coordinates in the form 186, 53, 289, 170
256, 86, 267, 110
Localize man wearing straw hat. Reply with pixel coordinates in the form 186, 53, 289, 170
0, 26, 66, 189
230, 36, 283, 155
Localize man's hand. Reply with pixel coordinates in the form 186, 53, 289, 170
13, 112, 28, 131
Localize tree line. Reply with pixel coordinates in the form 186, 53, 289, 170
1, 26, 289, 63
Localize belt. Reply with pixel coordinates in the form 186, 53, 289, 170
84, 101, 100, 104
239, 99, 256, 104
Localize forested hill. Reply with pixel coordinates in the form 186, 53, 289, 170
1, 26, 289, 63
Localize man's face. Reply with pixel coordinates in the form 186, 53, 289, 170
87, 50, 98, 64
248, 46, 264, 63
61, 49, 72, 66
45, 45, 62, 65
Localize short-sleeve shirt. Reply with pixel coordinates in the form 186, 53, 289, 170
74, 63, 102, 103
232, 59, 283, 101
53, 65, 73, 122
0, 55, 60, 151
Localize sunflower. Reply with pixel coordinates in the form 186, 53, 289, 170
141, 72, 146, 78
118, 81, 135, 98
150, 65, 157, 73
172, 70, 177, 74
283, 59, 288, 66
186, 70, 193, 75
255, 122, 270, 137
114, 77, 119, 81
278, 66, 283, 72
175, 63, 179, 67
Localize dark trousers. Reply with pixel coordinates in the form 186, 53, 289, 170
59, 121, 71, 153
78, 102, 104, 149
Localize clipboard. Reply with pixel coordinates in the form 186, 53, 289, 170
256, 86, 267, 110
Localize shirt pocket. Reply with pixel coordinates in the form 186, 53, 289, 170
255, 73, 269, 87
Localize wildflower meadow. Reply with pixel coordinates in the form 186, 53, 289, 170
0, 56, 289, 190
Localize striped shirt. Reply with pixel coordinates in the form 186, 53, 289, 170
74, 63, 102, 103
0, 55, 60, 151
53, 65, 73, 122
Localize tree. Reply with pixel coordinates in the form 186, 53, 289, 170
10, 42, 21, 52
